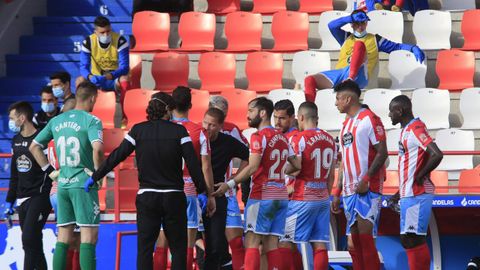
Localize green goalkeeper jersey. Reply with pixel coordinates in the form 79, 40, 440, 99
34, 109, 103, 189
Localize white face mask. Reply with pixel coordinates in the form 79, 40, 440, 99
353, 30, 367, 38
98, 33, 112, 44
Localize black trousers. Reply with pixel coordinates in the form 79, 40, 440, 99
203, 196, 231, 269
17, 193, 52, 270
136, 192, 187, 270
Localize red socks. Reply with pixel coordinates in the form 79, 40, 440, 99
358, 234, 380, 270
304, 76, 317, 103
292, 249, 303, 270
245, 248, 261, 270
72, 250, 80, 270
229, 236, 245, 270
314, 249, 329, 270
279, 247, 293, 269
350, 234, 364, 269
406, 243, 431, 270
66, 249, 74, 270
348, 41, 367, 81
153, 247, 168, 270
186, 247, 194, 270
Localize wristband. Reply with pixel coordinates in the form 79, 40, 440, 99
227, 179, 236, 189
42, 164, 55, 175
332, 188, 342, 197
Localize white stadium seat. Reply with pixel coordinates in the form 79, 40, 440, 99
460, 88, 480, 129
363, 88, 402, 130
386, 129, 401, 171
435, 128, 474, 171
413, 10, 451, 50
441, 0, 476, 11
315, 89, 345, 130
318, 11, 352, 51
292, 51, 331, 88
268, 89, 306, 114
367, 10, 404, 43
388, 50, 427, 90
242, 128, 257, 144
411, 88, 450, 129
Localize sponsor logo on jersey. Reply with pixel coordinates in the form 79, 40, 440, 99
342, 132, 354, 146
16, 155, 32, 173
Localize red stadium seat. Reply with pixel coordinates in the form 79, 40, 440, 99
221, 89, 257, 130
189, 90, 210, 124
124, 89, 159, 129
206, 0, 240, 14
222, 12, 263, 52
131, 11, 170, 52
431, 170, 449, 194
458, 168, 480, 194
103, 128, 126, 154
199, 52, 236, 93
269, 11, 309, 52
461, 10, 480, 51
436, 49, 475, 91
115, 168, 139, 212
384, 170, 399, 195
151, 52, 189, 92
246, 52, 284, 93
252, 0, 286, 14
92, 90, 116, 129
298, 0, 333, 14
129, 53, 142, 89
175, 12, 216, 52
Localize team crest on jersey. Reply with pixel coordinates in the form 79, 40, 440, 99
418, 133, 428, 143
342, 132, 353, 146
376, 125, 384, 136
253, 141, 260, 150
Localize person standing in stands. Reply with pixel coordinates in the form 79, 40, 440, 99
51, 71, 75, 104
387, 95, 443, 270
5, 101, 53, 270
33, 86, 61, 130
77, 16, 130, 125
85, 92, 209, 270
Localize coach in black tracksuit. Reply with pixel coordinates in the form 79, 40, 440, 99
88, 92, 207, 270
201, 108, 249, 269
6, 101, 52, 270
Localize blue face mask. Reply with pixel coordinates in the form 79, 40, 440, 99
41, 102, 56, 113
8, 120, 20, 133
52, 87, 64, 99
353, 30, 367, 38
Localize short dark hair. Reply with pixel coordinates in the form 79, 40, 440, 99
76, 81, 98, 101
94, 16, 111, 28
334, 80, 362, 97
390, 95, 412, 111
205, 107, 225, 124
172, 86, 192, 113
40, 85, 54, 96
298, 101, 318, 121
274, 99, 295, 117
249, 97, 274, 119
50, 71, 71, 84
8, 101, 33, 121
147, 92, 175, 121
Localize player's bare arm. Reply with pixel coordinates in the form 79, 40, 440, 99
92, 141, 104, 170
331, 162, 343, 214
356, 140, 388, 194
201, 154, 216, 217
414, 142, 443, 185
285, 155, 302, 175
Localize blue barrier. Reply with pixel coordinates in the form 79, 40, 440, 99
0, 77, 50, 95
20, 35, 85, 54
33, 16, 132, 36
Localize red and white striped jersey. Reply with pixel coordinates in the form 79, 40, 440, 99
222, 121, 248, 197
47, 140, 58, 195
173, 118, 211, 196
398, 118, 435, 198
249, 126, 292, 200
340, 108, 386, 196
291, 129, 337, 201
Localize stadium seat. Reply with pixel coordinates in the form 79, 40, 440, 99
252, 0, 286, 14
315, 89, 345, 130
384, 170, 399, 195
363, 88, 401, 130
115, 168, 139, 212
175, 12, 216, 52
431, 170, 449, 194
366, 10, 403, 43
189, 90, 210, 124
460, 88, 480, 129
413, 10, 451, 50
151, 52, 189, 92
388, 50, 427, 90
198, 52, 236, 93
242, 128, 258, 144
411, 88, 450, 129
129, 53, 142, 89
98, 178, 107, 211
435, 128, 474, 171
441, 0, 476, 10
267, 89, 306, 114
92, 90, 116, 129
124, 89, 159, 129
103, 128, 126, 154
436, 49, 475, 91
298, 0, 333, 14
131, 11, 169, 52
386, 129, 401, 171
318, 11, 352, 51
461, 10, 480, 51
206, 0, 240, 14
458, 168, 480, 194
246, 52, 283, 93
292, 51, 331, 88
222, 12, 263, 52
269, 11, 309, 52
221, 89, 257, 130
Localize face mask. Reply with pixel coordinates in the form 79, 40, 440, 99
8, 120, 20, 133
52, 87, 64, 99
353, 30, 367, 38
41, 102, 56, 113
98, 34, 112, 44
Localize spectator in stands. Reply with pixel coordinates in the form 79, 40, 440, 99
302, 9, 425, 103
33, 86, 60, 130
77, 16, 130, 124
50, 71, 75, 102
132, 0, 193, 16
372, 0, 429, 14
